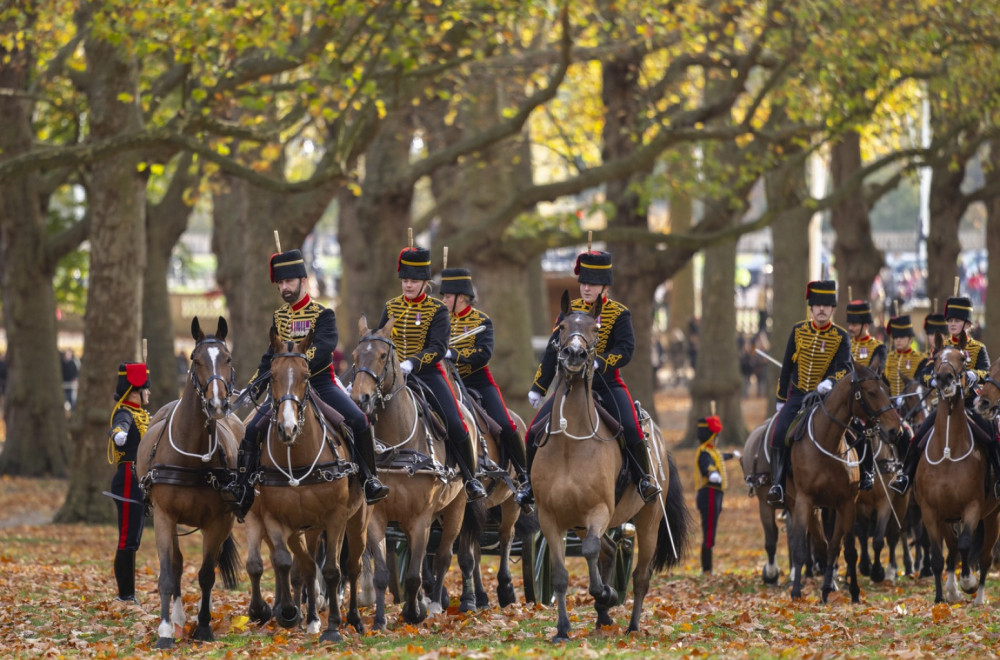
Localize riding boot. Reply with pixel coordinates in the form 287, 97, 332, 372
453, 432, 487, 501
766, 444, 786, 506
889, 436, 921, 495
222, 434, 259, 522
859, 435, 875, 491
987, 438, 1000, 499
626, 437, 661, 503
113, 549, 136, 601
514, 429, 538, 513
348, 424, 389, 504
701, 546, 712, 574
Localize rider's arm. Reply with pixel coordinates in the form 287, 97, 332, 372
306, 308, 337, 378
456, 315, 493, 372
823, 327, 853, 382
697, 449, 714, 477
109, 408, 134, 445
596, 306, 635, 374
775, 326, 797, 403
530, 317, 563, 396
410, 304, 449, 373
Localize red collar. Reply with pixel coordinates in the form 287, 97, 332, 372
404, 292, 427, 304
857, 334, 871, 342
951, 333, 966, 343
811, 320, 832, 331
121, 401, 142, 410
895, 347, 913, 355
453, 305, 472, 318
292, 294, 311, 311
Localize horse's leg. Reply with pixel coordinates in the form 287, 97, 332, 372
759, 495, 780, 584
581, 509, 615, 628
268, 525, 300, 628
870, 507, 892, 584
958, 504, 983, 595
192, 522, 229, 642
402, 519, 431, 624
924, 516, 947, 602
885, 520, 901, 584
592, 534, 617, 629
245, 511, 272, 625
153, 512, 179, 649
974, 514, 1000, 605
839, 503, 860, 604
368, 526, 390, 631
627, 504, 661, 634
431, 496, 465, 616
457, 522, 479, 613
344, 506, 369, 635
788, 500, 812, 600
287, 532, 320, 635
856, 513, 872, 578
494, 498, 519, 608
319, 515, 347, 643
538, 509, 571, 642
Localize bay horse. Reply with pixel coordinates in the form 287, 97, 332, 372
135, 317, 243, 649
973, 358, 1000, 421
914, 339, 1000, 603
243, 328, 370, 641
350, 316, 468, 629
855, 432, 908, 584
785, 356, 901, 603
441, 359, 528, 611
532, 292, 690, 641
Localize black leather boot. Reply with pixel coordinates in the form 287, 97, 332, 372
454, 432, 487, 501
627, 438, 661, 503
766, 444, 786, 506
889, 438, 920, 495
114, 549, 136, 601
351, 424, 389, 504
859, 435, 875, 491
223, 438, 259, 521
701, 546, 712, 574
514, 429, 538, 513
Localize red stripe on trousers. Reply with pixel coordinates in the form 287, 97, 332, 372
482, 366, 518, 430
436, 362, 469, 432
118, 464, 132, 550
706, 488, 717, 549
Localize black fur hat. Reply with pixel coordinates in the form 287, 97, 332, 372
806, 280, 837, 307
397, 246, 432, 280
269, 249, 308, 283
924, 313, 947, 335
575, 250, 613, 286
887, 315, 914, 339
944, 296, 973, 323
846, 300, 873, 325
697, 416, 723, 442
440, 268, 475, 298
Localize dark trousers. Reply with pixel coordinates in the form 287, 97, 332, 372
411, 364, 476, 471
111, 462, 145, 551
464, 368, 527, 472
769, 390, 807, 449
245, 373, 369, 442
697, 487, 724, 550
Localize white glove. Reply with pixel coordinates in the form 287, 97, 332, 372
400, 360, 414, 375
966, 370, 978, 386
528, 391, 543, 409
593, 359, 600, 371
344, 382, 353, 395
113, 431, 128, 447
929, 377, 938, 389
708, 471, 722, 484
776, 402, 784, 413
817, 379, 833, 395
733, 450, 742, 459
445, 349, 455, 360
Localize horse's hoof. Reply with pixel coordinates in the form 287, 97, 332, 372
277, 606, 300, 629
438, 587, 450, 609
551, 632, 570, 643
858, 559, 871, 577
821, 588, 833, 603
497, 583, 515, 608
626, 623, 639, 635
596, 610, 614, 628
155, 637, 174, 650
249, 602, 272, 625
762, 568, 779, 585
459, 597, 477, 613
320, 630, 343, 643
871, 564, 886, 583
478, 590, 493, 609
372, 619, 387, 632
193, 625, 214, 642
404, 602, 428, 624
347, 611, 364, 634
596, 585, 618, 608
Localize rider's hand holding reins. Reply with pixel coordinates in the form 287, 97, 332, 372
817, 379, 833, 395
528, 391, 542, 409
400, 359, 414, 376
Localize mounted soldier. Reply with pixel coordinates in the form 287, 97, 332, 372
516, 248, 660, 510
377, 245, 487, 501
846, 298, 885, 491
108, 361, 151, 603
438, 266, 530, 506
766, 280, 852, 506
227, 246, 388, 518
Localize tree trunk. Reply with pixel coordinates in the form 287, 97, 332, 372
143, 154, 195, 409
925, 158, 968, 307
57, 31, 146, 523
829, 132, 884, 327
985, 140, 1000, 351
667, 159, 695, 339
0, 37, 69, 476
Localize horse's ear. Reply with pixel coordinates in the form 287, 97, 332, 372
191, 317, 204, 341
560, 290, 570, 315
591, 295, 603, 319
216, 316, 228, 341
934, 330, 943, 355
269, 325, 281, 352
358, 314, 369, 337
868, 352, 883, 376
381, 315, 396, 336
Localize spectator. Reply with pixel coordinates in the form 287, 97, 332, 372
61, 349, 80, 411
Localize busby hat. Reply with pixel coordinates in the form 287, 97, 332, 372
806, 280, 837, 307
114, 362, 149, 401
440, 268, 475, 298
846, 300, 873, 325
944, 296, 973, 323
269, 249, 308, 283
924, 313, 947, 335
696, 415, 723, 443
887, 315, 915, 339
397, 246, 432, 280
575, 250, 613, 286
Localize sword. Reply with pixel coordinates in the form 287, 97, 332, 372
755, 348, 783, 369
644, 420, 679, 559
102, 490, 145, 506
450, 324, 486, 345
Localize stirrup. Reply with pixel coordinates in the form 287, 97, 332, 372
888, 475, 909, 495
363, 477, 390, 504
637, 476, 661, 503
766, 484, 785, 505
465, 478, 487, 502
515, 482, 534, 509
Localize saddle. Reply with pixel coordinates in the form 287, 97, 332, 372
372, 384, 457, 478
465, 392, 504, 439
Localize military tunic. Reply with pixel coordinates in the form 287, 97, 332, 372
851, 334, 887, 369
885, 347, 927, 398
695, 441, 733, 554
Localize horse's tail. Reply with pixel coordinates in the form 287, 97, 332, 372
652, 452, 692, 572
514, 508, 540, 536
459, 496, 489, 551
217, 534, 243, 590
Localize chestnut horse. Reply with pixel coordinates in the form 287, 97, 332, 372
785, 356, 901, 603
243, 328, 370, 641
350, 316, 468, 629
915, 339, 1000, 603
532, 292, 690, 641
136, 317, 242, 649
855, 432, 908, 584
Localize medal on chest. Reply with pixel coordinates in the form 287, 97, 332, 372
859, 347, 868, 360
415, 312, 422, 325
820, 340, 826, 352
905, 359, 910, 370
291, 320, 311, 336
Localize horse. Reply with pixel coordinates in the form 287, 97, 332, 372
914, 338, 1000, 603
135, 317, 243, 649
440, 359, 529, 611
242, 328, 370, 642
855, 432, 908, 584
532, 291, 690, 641
350, 315, 469, 629
784, 356, 901, 603
973, 358, 1000, 421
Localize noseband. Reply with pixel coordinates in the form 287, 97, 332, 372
934, 348, 967, 402
354, 335, 404, 410
189, 337, 236, 419
556, 312, 597, 375
270, 350, 311, 433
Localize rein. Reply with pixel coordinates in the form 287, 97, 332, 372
354, 335, 406, 412
925, 349, 977, 465
547, 312, 612, 442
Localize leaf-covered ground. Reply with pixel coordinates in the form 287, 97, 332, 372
2, 393, 1000, 658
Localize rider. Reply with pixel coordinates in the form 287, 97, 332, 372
694, 415, 739, 574
890, 295, 997, 496
377, 245, 487, 502
883, 314, 927, 401
108, 362, 151, 603
845, 298, 885, 491
439, 266, 531, 506
766, 280, 852, 506
516, 248, 661, 509
228, 248, 389, 518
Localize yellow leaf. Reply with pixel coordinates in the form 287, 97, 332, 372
230, 615, 249, 632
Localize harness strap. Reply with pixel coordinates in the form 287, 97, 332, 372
255, 459, 356, 487
141, 464, 232, 489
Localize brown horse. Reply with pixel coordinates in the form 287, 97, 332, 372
915, 339, 1000, 603
135, 317, 243, 649
243, 328, 370, 642
855, 432, 909, 584
442, 360, 527, 610
973, 359, 1000, 421
785, 356, 901, 603
532, 292, 690, 641
350, 316, 468, 628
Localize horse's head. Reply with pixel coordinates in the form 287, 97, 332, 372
899, 377, 929, 426
351, 315, 399, 417
189, 316, 235, 419
848, 355, 901, 441
933, 342, 967, 403
974, 361, 1000, 419
268, 326, 312, 445
556, 290, 601, 379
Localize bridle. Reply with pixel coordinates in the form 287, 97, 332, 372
353, 334, 406, 412
556, 312, 598, 379
189, 337, 236, 421
269, 350, 311, 437
848, 369, 897, 425
933, 347, 967, 404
